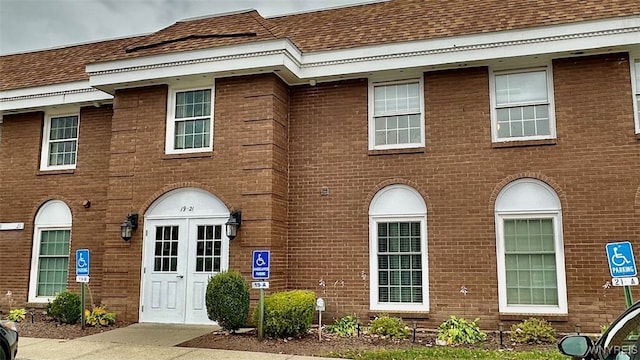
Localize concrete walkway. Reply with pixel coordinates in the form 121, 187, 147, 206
16, 324, 344, 360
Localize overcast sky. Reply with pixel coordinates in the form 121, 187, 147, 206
0, 0, 376, 55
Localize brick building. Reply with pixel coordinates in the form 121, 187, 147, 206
1, 0, 640, 332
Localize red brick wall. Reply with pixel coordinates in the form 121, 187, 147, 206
0, 106, 113, 309
287, 53, 638, 332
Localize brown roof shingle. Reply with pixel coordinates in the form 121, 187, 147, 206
2, 0, 638, 91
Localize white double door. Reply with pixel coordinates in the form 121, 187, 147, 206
141, 218, 228, 324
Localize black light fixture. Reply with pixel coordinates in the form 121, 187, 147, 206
120, 213, 139, 241
225, 210, 241, 240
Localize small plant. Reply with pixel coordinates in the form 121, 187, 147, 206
84, 306, 116, 327
510, 317, 556, 344
326, 315, 359, 337
47, 291, 81, 324
255, 290, 315, 338
369, 314, 409, 339
7, 308, 26, 323
205, 271, 250, 331
601, 324, 610, 334
437, 315, 486, 345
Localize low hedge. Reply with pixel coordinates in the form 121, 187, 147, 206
254, 290, 315, 338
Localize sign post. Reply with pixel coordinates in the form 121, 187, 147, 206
606, 241, 638, 308
252, 250, 270, 341
76, 249, 90, 329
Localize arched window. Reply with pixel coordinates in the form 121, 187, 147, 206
28, 200, 72, 302
495, 179, 567, 314
369, 185, 428, 312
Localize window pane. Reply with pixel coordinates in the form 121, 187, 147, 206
504, 219, 558, 306
495, 71, 547, 105
376, 221, 423, 305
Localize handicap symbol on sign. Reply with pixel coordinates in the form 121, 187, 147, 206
255, 253, 266, 267
611, 246, 631, 267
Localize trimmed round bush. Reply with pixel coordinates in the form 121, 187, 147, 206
47, 291, 81, 324
205, 270, 250, 331
254, 290, 315, 338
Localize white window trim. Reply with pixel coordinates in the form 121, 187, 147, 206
489, 66, 557, 143
631, 55, 640, 134
28, 200, 72, 303
40, 111, 80, 171
368, 78, 425, 151
495, 212, 568, 315
369, 215, 429, 312
165, 85, 215, 155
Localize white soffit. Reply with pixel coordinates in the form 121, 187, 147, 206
87, 15, 640, 88
0, 81, 113, 113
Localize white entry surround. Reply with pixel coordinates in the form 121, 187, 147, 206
140, 187, 230, 324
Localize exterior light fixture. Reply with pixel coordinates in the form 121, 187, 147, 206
120, 213, 138, 241
225, 210, 241, 240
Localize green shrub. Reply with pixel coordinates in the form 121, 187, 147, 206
84, 306, 116, 327
254, 290, 315, 338
7, 308, 26, 323
205, 271, 250, 331
326, 315, 359, 337
369, 314, 409, 339
510, 317, 556, 344
437, 315, 486, 345
47, 291, 81, 324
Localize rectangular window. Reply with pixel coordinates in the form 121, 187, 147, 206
36, 230, 70, 297
40, 114, 79, 170
503, 219, 558, 306
369, 80, 424, 150
154, 226, 179, 272
633, 59, 640, 133
491, 68, 555, 142
166, 88, 213, 154
377, 222, 423, 304
195, 225, 222, 272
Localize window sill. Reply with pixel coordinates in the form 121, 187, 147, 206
492, 138, 557, 148
36, 169, 75, 176
499, 313, 568, 322
367, 311, 429, 320
368, 147, 425, 156
162, 152, 213, 160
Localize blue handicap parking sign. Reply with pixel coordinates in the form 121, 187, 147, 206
76, 249, 90, 276
252, 250, 270, 279
606, 241, 637, 278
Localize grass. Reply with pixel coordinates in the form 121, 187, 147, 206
329, 347, 566, 360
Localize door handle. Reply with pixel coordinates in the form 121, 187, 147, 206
176, 275, 184, 279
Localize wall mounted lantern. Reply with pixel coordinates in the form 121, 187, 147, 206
226, 210, 242, 240
120, 213, 139, 241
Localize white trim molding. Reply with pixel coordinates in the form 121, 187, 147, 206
0, 223, 24, 230
630, 54, 640, 134
85, 16, 640, 92
0, 81, 113, 114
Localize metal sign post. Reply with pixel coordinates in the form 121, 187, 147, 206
252, 250, 270, 341
606, 241, 638, 308
76, 249, 90, 329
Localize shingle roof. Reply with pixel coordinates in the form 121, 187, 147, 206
1, 0, 639, 92
270, 0, 640, 52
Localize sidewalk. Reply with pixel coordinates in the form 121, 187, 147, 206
16, 324, 344, 360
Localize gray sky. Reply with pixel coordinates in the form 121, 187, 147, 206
0, 0, 375, 55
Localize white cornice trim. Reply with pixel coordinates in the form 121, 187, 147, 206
85, 15, 639, 89
0, 81, 113, 113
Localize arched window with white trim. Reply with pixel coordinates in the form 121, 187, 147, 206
369, 185, 428, 312
28, 200, 72, 303
495, 179, 567, 314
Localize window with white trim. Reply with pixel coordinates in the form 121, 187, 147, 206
166, 87, 214, 154
369, 79, 424, 150
369, 185, 428, 312
28, 200, 72, 303
490, 68, 555, 142
632, 59, 640, 133
40, 113, 79, 170
495, 179, 567, 314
